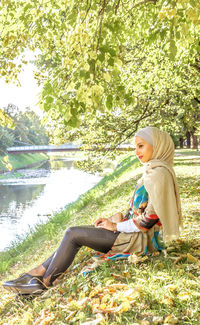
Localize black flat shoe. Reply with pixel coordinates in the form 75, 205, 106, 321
3, 273, 46, 295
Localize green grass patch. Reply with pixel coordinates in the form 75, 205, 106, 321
0, 153, 49, 174
0, 150, 199, 324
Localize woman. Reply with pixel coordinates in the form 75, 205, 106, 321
3, 127, 182, 295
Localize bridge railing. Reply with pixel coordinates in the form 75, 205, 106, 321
7, 143, 135, 154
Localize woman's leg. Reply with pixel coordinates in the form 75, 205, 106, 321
42, 225, 119, 285
3, 226, 118, 294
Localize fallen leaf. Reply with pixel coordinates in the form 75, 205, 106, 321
156, 262, 165, 269
165, 284, 178, 293
101, 294, 111, 304
163, 249, 168, 258
123, 270, 131, 278
111, 273, 122, 279
187, 253, 199, 264
166, 246, 176, 252
152, 251, 160, 256
177, 291, 190, 301
107, 283, 128, 289
128, 254, 148, 264
162, 296, 174, 306
80, 314, 104, 325
152, 316, 163, 324
164, 314, 178, 324
115, 300, 131, 313
65, 311, 77, 321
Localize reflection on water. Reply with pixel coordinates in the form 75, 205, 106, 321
0, 157, 101, 251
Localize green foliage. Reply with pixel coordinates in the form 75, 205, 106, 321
2, 105, 49, 148
0, 1, 199, 125
0, 127, 15, 152
0, 1, 199, 169
0, 153, 48, 172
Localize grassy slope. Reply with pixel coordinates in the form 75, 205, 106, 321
0, 150, 199, 325
0, 153, 48, 174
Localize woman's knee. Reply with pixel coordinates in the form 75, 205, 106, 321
64, 226, 80, 241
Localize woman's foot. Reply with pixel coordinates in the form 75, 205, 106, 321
3, 273, 46, 295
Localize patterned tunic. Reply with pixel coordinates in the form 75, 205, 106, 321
125, 180, 162, 232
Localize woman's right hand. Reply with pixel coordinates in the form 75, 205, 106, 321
94, 218, 107, 227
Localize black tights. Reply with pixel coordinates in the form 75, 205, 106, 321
42, 226, 119, 284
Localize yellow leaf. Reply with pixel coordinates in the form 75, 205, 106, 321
21, 312, 33, 325
152, 316, 163, 324
99, 303, 107, 310
103, 73, 111, 83
114, 58, 122, 67
165, 284, 178, 293
101, 294, 111, 304
6, 163, 12, 171
83, 63, 90, 71
89, 285, 103, 298
187, 253, 199, 264
139, 321, 150, 325
164, 314, 178, 324
3, 155, 9, 162
123, 270, 131, 278
128, 254, 148, 264
88, 51, 97, 60
116, 300, 131, 313
80, 314, 104, 325
178, 292, 190, 301
162, 296, 174, 306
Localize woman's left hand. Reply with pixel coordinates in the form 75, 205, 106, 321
96, 219, 117, 232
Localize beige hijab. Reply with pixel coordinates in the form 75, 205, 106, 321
142, 127, 183, 243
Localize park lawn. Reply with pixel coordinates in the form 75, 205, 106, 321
0, 150, 199, 325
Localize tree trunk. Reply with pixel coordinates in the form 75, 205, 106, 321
179, 136, 184, 148
191, 130, 198, 149
186, 131, 191, 148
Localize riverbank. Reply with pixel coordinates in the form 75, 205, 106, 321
0, 150, 199, 324
0, 153, 49, 176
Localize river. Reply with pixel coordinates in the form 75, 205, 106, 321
0, 156, 101, 251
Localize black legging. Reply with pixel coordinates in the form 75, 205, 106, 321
42, 226, 119, 284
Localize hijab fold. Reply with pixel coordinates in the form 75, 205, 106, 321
142, 127, 182, 243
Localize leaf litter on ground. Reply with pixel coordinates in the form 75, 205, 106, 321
0, 150, 200, 325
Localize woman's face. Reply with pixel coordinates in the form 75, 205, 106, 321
135, 136, 153, 163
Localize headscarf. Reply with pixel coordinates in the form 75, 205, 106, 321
137, 127, 183, 243
135, 127, 153, 146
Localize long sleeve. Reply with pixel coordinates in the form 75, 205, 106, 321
132, 198, 161, 232
124, 181, 161, 233
117, 219, 140, 233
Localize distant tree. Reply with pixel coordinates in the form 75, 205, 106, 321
11, 108, 49, 146
3, 105, 49, 147
0, 127, 15, 153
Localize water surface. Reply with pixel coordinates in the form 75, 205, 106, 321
0, 157, 101, 251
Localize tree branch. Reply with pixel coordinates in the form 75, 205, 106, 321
96, 0, 108, 50
115, 0, 121, 14
132, 0, 157, 9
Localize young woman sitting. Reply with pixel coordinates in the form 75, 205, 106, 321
3, 127, 182, 295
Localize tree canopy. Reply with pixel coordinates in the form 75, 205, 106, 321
0, 0, 199, 169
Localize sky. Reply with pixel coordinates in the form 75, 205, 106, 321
0, 54, 42, 116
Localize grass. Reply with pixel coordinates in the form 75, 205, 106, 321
0, 150, 199, 325
0, 153, 49, 174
